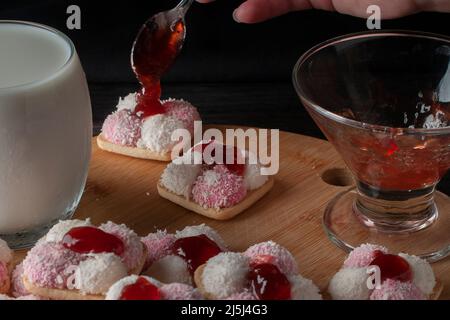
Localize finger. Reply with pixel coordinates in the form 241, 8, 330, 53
233, 0, 321, 23
422, 0, 450, 12
331, 0, 421, 19
233, 0, 422, 23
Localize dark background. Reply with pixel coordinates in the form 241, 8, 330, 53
2, 1, 450, 191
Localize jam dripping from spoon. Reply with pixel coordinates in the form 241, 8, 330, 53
131, 3, 189, 119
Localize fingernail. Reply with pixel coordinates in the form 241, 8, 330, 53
233, 9, 241, 23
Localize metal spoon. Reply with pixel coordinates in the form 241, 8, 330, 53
131, 0, 194, 85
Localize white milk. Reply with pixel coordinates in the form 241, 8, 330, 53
0, 22, 92, 235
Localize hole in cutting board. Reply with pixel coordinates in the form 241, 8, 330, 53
321, 168, 354, 187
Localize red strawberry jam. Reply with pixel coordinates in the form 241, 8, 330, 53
225, 152, 246, 176
199, 141, 246, 176
132, 19, 184, 89
382, 138, 399, 157
120, 277, 161, 300
62, 226, 124, 256
370, 251, 412, 282
172, 235, 222, 274
248, 263, 291, 300
134, 86, 165, 119
132, 15, 185, 120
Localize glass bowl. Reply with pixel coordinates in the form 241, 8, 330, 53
293, 30, 450, 262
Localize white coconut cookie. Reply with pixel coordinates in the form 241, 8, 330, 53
98, 93, 200, 161
195, 242, 321, 300
22, 220, 147, 300
158, 141, 274, 220
141, 224, 227, 286
105, 275, 203, 300
328, 243, 442, 300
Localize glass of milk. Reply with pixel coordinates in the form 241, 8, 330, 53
0, 21, 92, 248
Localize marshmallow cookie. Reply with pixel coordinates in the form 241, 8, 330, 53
194, 241, 322, 300
97, 93, 201, 161
21, 219, 147, 300
141, 224, 227, 286
0, 239, 13, 294
105, 275, 203, 300
0, 294, 42, 300
158, 141, 274, 220
328, 243, 442, 300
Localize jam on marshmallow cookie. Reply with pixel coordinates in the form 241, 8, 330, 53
105, 275, 203, 300
158, 141, 274, 220
141, 224, 227, 285
97, 92, 201, 161
0, 239, 12, 294
21, 219, 147, 300
194, 242, 322, 300
328, 243, 442, 300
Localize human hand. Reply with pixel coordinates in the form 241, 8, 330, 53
196, 0, 450, 23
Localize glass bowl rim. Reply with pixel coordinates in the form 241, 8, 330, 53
0, 20, 76, 91
292, 30, 450, 135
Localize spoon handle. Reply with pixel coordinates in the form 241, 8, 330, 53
176, 0, 195, 12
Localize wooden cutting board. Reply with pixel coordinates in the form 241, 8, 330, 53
13, 126, 450, 299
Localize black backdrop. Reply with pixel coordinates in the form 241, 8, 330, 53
2, 1, 450, 191
2, 1, 450, 84
2, 2, 449, 133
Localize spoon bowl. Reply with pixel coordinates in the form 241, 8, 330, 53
131, 0, 194, 87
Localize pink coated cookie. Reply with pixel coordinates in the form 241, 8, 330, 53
343, 243, 388, 268
0, 294, 44, 300
329, 244, 435, 300
22, 241, 84, 289
16, 295, 44, 300
160, 283, 203, 300
11, 262, 30, 298
244, 241, 298, 276
162, 99, 200, 133
192, 165, 247, 209
101, 109, 142, 147
0, 262, 9, 291
141, 230, 176, 269
100, 221, 144, 271
226, 291, 258, 300
370, 279, 426, 300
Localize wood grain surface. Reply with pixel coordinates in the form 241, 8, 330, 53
12, 126, 450, 300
